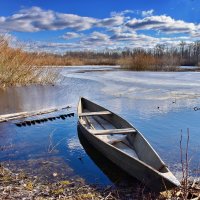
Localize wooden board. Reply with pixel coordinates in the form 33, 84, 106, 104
79, 111, 111, 117
91, 128, 136, 135
0, 105, 71, 123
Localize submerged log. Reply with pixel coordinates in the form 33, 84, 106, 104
0, 105, 72, 123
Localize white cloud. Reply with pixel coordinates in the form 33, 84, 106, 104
126, 15, 196, 34
80, 31, 111, 46
1, 7, 198, 37
0, 7, 97, 32
1, 6, 200, 52
141, 9, 154, 17
61, 32, 82, 40
96, 15, 125, 27
21, 31, 197, 53
0, 7, 127, 32
111, 10, 134, 17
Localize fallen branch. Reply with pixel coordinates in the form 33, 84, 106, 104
0, 105, 71, 123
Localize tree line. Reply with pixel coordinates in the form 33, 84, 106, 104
31, 41, 200, 70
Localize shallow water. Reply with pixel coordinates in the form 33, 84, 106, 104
0, 66, 199, 185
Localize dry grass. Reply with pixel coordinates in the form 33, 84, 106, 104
0, 36, 58, 88
31, 52, 117, 66
119, 53, 178, 71
0, 164, 199, 200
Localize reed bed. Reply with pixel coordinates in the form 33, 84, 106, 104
31, 52, 117, 66
0, 36, 58, 88
118, 53, 178, 71
30, 42, 200, 71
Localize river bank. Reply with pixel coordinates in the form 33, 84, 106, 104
0, 165, 199, 199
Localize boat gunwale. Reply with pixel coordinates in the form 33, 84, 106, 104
77, 97, 180, 186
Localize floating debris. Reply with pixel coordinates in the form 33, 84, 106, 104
31, 121, 36, 125
26, 121, 32, 126
15, 112, 75, 127
69, 113, 75, 117
0, 105, 73, 123
194, 107, 200, 111
62, 106, 71, 110
21, 122, 26, 126
40, 119, 45, 122
35, 120, 41, 124
60, 115, 66, 120
53, 172, 58, 177
15, 123, 22, 127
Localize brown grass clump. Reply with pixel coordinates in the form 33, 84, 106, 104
119, 52, 178, 71
32, 52, 118, 66
119, 53, 160, 71
0, 36, 58, 88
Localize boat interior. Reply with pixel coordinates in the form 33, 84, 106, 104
78, 98, 169, 173
80, 110, 139, 159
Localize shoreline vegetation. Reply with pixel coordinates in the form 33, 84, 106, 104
1, 36, 200, 88
30, 41, 200, 71
0, 37, 58, 89
0, 164, 199, 199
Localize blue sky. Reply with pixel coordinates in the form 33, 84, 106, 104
0, 0, 200, 53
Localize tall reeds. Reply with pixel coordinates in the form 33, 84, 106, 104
0, 36, 58, 88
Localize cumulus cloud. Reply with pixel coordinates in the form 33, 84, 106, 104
21, 31, 195, 53
0, 7, 97, 32
126, 15, 196, 34
110, 32, 137, 41
1, 6, 200, 52
22, 41, 82, 53
61, 32, 82, 40
0, 7, 198, 37
0, 7, 127, 32
81, 31, 110, 45
96, 15, 125, 27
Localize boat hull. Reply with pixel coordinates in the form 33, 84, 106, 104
78, 122, 178, 191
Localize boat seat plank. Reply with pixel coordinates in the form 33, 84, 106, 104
91, 128, 136, 135
79, 111, 111, 117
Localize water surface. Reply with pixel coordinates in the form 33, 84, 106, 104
0, 66, 199, 185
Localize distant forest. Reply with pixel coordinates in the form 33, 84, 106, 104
31, 41, 200, 71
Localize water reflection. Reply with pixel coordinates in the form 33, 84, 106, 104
0, 85, 64, 114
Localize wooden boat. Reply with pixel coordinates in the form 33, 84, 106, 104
77, 97, 180, 191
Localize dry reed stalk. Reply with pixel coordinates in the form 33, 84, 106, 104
0, 36, 58, 88
180, 129, 190, 199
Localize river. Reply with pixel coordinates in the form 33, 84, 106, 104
0, 65, 199, 185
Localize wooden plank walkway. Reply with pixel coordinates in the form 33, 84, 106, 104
0, 105, 71, 123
